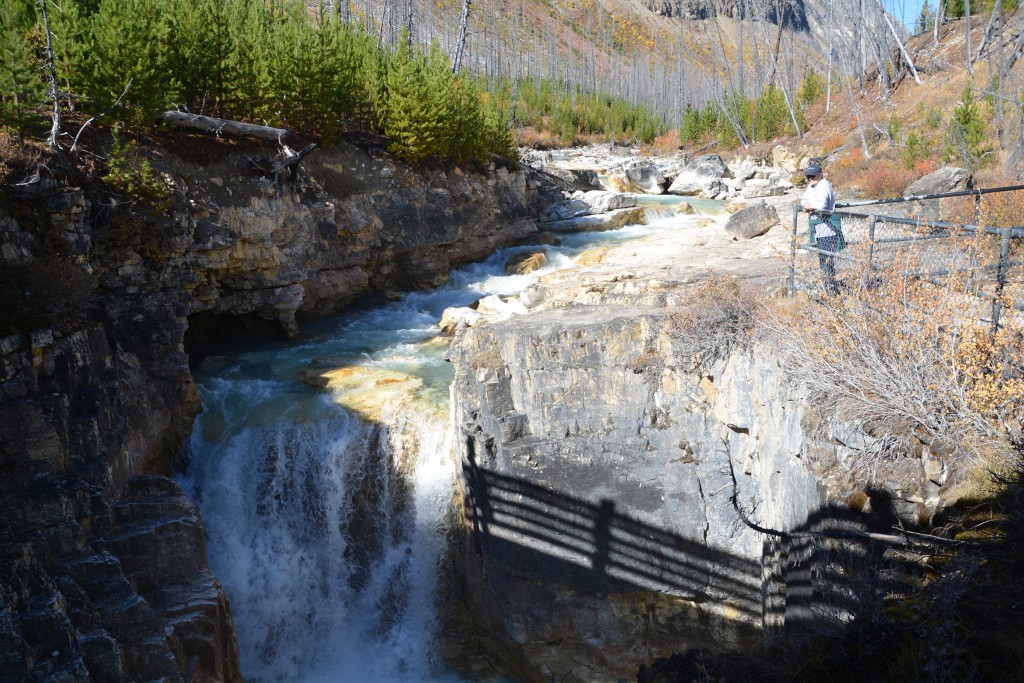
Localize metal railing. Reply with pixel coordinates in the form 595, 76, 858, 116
788, 185, 1024, 330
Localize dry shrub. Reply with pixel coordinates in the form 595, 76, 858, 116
821, 132, 847, 153
764, 231, 1024, 464
650, 129, 681, 155
860, 158, 915, 198
668, 273, 760, 373
0, 128, 41, 185
515, 126, 560, 150
943, 182, 1024, 228
828, 155, 917, 199
827, 147, 869, 190
975, 185, 1024, 229
912, 157, 940, 178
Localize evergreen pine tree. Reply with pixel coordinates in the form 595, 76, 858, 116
83, 0, 179, 126
0, 1, 44, 130
384, 38, 446, 162
170, 0, 231, 115
945, 87, 992, 169
222, 0, 275, 122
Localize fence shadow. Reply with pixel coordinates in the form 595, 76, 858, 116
461, 450, 915, 636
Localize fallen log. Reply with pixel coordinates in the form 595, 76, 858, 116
156, 111, 290, 143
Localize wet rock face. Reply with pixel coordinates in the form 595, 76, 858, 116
0, 328, 238, 683
448, 307, 828, 682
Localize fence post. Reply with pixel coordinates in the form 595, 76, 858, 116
867, 215, 877, 273
788, 204, 800, 296
992, 227, 1012, 333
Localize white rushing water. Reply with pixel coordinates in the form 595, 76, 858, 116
179, 202, 713, 682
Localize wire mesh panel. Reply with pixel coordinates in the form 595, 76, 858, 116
789, 189, 1024, 324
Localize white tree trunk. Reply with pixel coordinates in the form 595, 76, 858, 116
966, 0, 974, 73
827, 0, 833, 114
875, 0, 922, 84
38, 0, 61, 148
452, 0, 471, 73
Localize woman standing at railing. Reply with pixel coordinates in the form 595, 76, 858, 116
801, 163, 841, 295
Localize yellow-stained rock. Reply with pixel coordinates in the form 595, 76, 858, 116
321, 366, 428, 422
576, 247, 610, 266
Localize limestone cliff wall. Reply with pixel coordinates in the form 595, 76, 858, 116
449, 305, 838, 682
0, 135, 555, 681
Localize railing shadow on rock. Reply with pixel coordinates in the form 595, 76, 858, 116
461, 450, 920, 639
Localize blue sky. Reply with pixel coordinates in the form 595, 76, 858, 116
894, 0, 928, 31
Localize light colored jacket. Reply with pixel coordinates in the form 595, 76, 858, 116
802, 178, 836, 238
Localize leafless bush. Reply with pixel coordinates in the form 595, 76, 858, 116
762, 232, 1024, 466
667, 273, 760, 375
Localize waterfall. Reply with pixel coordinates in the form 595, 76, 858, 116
180, 374, 458, 682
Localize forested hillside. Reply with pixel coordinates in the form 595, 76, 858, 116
0, 0, 927, 158
6, 1, 1024, 178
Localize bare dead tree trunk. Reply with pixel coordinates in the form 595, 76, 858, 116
404, 0, 414, 46
872, 0, 922, 84
699, 72, 749, 148
934, 0, 943, 46
966, 0, 973, 74
827, 0, 834, 114
38, 0, 62, 148
766, 0, 787, 89
157, 111, 291, 143
974, 0, 1001, 61
759, 21, 802, 137
859, 0, 866, 93
839, 55, 871, 159
452, 0, 471, 73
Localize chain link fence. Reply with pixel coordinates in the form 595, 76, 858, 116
788, 186, 1024, 331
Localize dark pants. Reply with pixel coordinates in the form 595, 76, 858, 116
816, 234, 841, 295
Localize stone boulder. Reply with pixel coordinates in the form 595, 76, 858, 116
667, 154, 732, 197
546, 167, 603, 192
505, 251, 547, 275
439, 306, 483, 335
903, 166, 973, 197
604, 161, 667, 194
542, 206, 647, 233
730, 160, 758, 181
541, 190, 638, 221
725, 201, 779, 239
894, 167, 973, 222
741, 175, 794, 199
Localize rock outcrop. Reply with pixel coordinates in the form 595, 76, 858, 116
442, 185, 958, 679
895, 166, 973, 222
667, 153, 733, 198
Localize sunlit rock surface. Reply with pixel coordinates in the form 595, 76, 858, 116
449, 306, 828, 681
